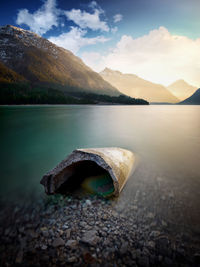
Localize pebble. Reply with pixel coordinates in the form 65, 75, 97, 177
81, 230, 100, 246
161, 220, 167, 227
67, 256, 77, 263
0, 195, 198, 266
15, 250, 23, 264
150, 231, 161, 238
120, 241, 129, 254
41, 245, 47, 250
52, 237, 65, 247
66, 239, 78, 249
146, 212, 155, 219
147, 241, 155, 250
66, 229, 71, 238
85, 199, 92, 205
42, 230, 49, 237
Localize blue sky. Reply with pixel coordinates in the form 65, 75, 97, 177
1, 0, 200, 86
1, 0, 200, 38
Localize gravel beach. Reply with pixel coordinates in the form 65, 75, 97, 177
0, 193, 200, 267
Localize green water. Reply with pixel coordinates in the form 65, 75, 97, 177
0, 105, 200, 234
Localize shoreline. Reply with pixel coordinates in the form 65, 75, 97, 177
0, 194, 199, 266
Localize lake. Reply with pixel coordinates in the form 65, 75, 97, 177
0, 105, 200, 239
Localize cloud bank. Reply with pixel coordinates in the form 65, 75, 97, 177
16, 0, 59, 35
64, 7, 109, 32
82, 27, 200, 86
16, 0, 114, 53
49, 27, 109, 54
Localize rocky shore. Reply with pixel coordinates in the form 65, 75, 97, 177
0, 194, 200, 266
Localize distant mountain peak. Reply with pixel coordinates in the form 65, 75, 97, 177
168, 79, 197, 101
169, 79, 191, 87
179, 88, 200, 104
100, 68, 178, 103
100, 68, 140, 79
101, 68, 122, 75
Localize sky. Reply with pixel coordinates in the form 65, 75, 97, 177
1, 0, 200, 87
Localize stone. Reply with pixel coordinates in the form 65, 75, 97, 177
66, 229, 71, 238
164, 257, 173, 265
62, 223, 68, 230
150, 231, 161, 238
15, 250, 23, 264
83, 252, 96, 264
42, 230, 49, 237
161, 220, 167, 227
147, 241, 155, 250
66, 240, 78, 249
27, 230, 38, 239
120, 241, 129, 254
146, 212, 155, 219
81, 230, 100, 246
85, 199, 92, 205
102, 214, 108, 220
52, 237, 65, 247
138, 255, 149, 267
41, 245, 47, 250
80, 221, 87, 228
67, 256, 77, 263
40, 227, 48, 232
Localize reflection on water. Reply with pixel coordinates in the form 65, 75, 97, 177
0, 105, 200, 239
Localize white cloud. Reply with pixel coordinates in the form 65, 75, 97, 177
48, 27, 109, 54
113, 14, 123, 23
82, 51, 102, 68
89, 1, 98, 9
81, 27, 200, 87
16, 0, 60, 35
111, 27, 118, 34
64, 8, 109, 32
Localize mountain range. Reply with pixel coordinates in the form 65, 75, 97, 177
100, 68, 179, 103
179, 88, 200, 105
167, 80, 197, 101
0, 25, 198, 105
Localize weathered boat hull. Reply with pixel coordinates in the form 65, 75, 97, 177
40, 147, 135, 197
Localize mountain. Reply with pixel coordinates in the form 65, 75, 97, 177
0, 61, 25, 83
0, 25, 120, 96
168, 80, 197, 101
100, 68, 179, 103
179, 88, 200, 105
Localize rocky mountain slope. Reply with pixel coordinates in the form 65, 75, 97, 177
0, 25, 120, 96
100, 68, 179, 103
179, 88, 200, 104
168, 80, 197, 101
0, 61, 25, 83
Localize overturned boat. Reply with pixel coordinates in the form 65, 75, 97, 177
40, 147, 135, 197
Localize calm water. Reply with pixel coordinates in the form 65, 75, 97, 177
0, 105, 200, 236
